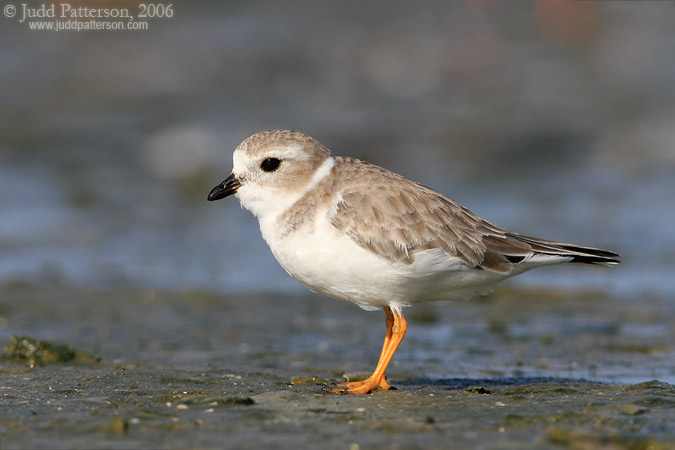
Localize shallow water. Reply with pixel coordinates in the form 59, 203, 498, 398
1, 1, 673, 298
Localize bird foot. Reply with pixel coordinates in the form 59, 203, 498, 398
325, 377, 395, 395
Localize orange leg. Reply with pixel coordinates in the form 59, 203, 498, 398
330, 306, 407, 394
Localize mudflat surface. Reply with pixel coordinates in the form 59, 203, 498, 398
0, 284, 673, 449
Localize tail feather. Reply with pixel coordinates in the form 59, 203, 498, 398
507, 233, 621, 267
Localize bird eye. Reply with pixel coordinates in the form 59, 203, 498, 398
260, 158, 282, 172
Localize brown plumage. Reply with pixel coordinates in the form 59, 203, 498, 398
322, 157, 620, 273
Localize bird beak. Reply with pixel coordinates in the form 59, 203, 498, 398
207, 173, 241, 201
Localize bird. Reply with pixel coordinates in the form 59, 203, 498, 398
207, 130, 620, 395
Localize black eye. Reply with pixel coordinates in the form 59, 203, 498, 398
260, 158, 281, 172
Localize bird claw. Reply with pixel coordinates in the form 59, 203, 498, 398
322, 378, 396, 395
320, 383, 350, 394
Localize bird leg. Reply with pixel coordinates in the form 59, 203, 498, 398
331, 306, 407, 394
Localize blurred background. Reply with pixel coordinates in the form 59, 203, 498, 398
1, 0, 673, 298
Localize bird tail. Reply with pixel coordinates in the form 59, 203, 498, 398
505, 234, 621, 266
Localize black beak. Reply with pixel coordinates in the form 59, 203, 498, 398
207, 173, 241, 201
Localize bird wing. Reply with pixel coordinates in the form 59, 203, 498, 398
328, 158, 523, 272
328, 158, 619, 272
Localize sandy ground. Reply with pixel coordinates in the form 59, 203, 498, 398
0, 284, 673, 449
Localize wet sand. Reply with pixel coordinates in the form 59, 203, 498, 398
0, 284, 673, 449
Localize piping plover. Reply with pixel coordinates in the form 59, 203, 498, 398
208, 130, 620, 394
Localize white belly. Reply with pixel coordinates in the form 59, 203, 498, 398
260, 213, 513, 312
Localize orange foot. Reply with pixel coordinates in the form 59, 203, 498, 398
328, 377, 394, 395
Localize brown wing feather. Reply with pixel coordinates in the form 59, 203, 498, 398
327, 157, 620, 272
329, 157, 506, 270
